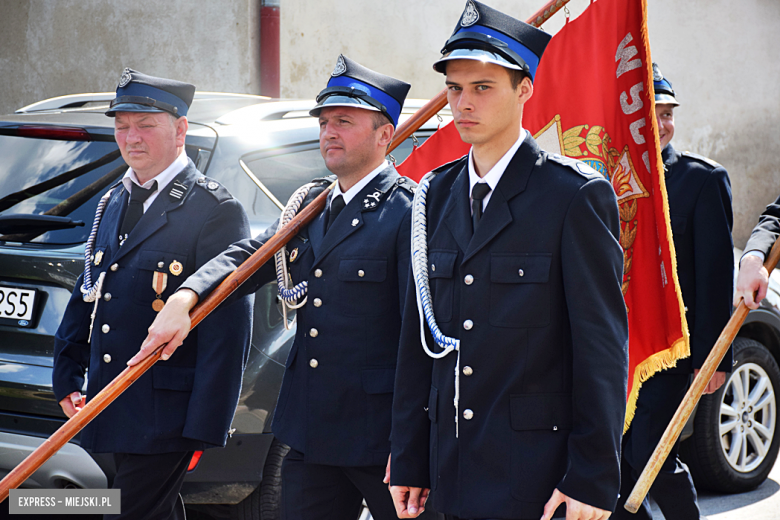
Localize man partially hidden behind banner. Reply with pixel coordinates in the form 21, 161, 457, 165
53, 70, 252, 520
389, 2, 628, 519
612, 64, 734, 520
131, 57, 439, 519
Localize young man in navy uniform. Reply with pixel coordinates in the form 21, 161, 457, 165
133, 56, 436, 519
735, 198, 780, 307
53, 69, 252, 520
389, 2, 628, 519
613, 65, 734, 520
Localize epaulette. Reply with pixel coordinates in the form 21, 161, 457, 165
194, 176, 233, 203
394, 175, 417, 193
432, 154, 469, 174
546, 152, 602, 179
681, 151, 721, 169
309, 174, 338, 188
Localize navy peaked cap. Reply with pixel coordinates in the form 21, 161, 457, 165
310, 55, 411, 127
652, 63, 679, 106
106, 68, 196, 118
434, 0, 552, 81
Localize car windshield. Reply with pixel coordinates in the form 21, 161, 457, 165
0, 134, 126, 245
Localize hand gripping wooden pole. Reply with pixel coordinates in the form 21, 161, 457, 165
0, 183, 334, 502
624, 238, 780, 513
388, 0, 571, 151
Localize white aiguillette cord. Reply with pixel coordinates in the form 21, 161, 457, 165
411, 171, 462, 437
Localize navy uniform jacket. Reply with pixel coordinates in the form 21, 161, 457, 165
53, 159, 252, 454
390, 135, 629, 519
182, 165, 415, 467
663, 144, 734, 373
744, 193, 780, 257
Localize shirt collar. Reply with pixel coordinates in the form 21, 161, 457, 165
468, 129, 526, 193
122, 150, 188, 195
331, 160, 389, 207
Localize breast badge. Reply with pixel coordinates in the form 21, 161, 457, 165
169, 260, 183, 276
94, 250, 104, 266
289, 248, 299, 262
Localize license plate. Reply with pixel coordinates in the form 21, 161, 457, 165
0, 286, 38, 327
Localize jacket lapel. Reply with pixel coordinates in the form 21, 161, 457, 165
441, 163, 473, 255
111, 160, 198, 264
462, 133, 539, 263
314, 166, 399, 264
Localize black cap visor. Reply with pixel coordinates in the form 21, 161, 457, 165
309, 87, 383, 118
655, 93, 679, 106
106, 95, 182, 117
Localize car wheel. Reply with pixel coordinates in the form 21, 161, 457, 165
681, 337, 780, 493
231, 439, 290, 520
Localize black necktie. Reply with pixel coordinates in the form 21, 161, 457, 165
120, 181, 157, 239
326, 195, 346, 233
471, 182, 492, 232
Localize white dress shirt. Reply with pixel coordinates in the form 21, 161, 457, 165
468, 129, 527, 214
121, 151, 189, 212
330, 160, 389, 208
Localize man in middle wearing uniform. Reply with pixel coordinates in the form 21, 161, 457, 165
389, 2, 628, 519
131, 56, 437, 520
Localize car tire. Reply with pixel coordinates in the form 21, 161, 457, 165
230, 439, 290, 520
681, 337, 780, 493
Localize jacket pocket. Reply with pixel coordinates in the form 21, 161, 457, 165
132, 250, 189, 305
509, 393, 571, 501
152, 365, 195, 440
489, 253, 551, 328
362, 368, 395, 453
336, 257, 391, 316
429, 250, 458, 323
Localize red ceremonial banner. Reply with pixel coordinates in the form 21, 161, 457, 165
397, 0, 689, 430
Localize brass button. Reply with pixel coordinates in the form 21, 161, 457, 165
463, 409, 474, 420
110, 263, 119, 272
518, 269, 524, 277
309, 328, 319, 338
358, 270, 365, 277
101, 324, 110, 334
313, 298, 322, 307
103, 354, 111, 363
463, 366, 473, 376
464, 275, 474, 285
314, 269, 323, 278
103, 293, 112, 302
309, 358, 319, 368
463, 319, 473, 331
158, 261, 165, 269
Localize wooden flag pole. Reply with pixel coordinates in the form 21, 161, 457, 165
388, 0, 571, 153
625, 238, 780, 513
0, 184, 334, 502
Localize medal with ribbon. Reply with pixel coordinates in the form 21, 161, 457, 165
152, 271, 168, 312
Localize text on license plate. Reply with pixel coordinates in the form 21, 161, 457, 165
0, 286, 37, 322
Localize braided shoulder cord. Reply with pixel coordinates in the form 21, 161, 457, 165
274, 183, 317, 329
80, 188, 115, 302
411, 171, 462, 436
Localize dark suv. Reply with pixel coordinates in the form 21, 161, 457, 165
0, 92, 442, 520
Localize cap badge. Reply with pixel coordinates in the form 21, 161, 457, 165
652, 63, 663, 82
118, 68, 132, 88
169, 260, 183, 276
332, 55, 347, 77
461, 0, 480, 27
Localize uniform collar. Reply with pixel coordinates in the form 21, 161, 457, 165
468, 129, 526, 194
331, 160, 389, 207
122, 150, 188, 196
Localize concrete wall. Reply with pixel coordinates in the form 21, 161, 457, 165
281, 0, 780, 247
0, 0, 262, 114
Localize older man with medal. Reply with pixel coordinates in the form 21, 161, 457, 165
52, 69, 252, 520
